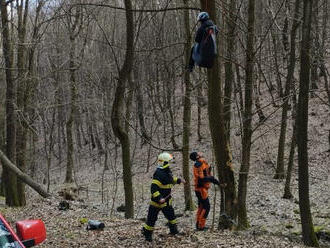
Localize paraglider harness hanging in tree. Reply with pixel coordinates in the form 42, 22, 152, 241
192, 24, 218, 69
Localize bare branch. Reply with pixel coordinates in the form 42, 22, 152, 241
74, 3, 201, 13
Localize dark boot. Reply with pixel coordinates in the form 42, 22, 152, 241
169, 224, 179, 235
142, 227, 152, 242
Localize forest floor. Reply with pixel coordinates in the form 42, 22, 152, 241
1, 162, 330, 248
1, 90, 330, 247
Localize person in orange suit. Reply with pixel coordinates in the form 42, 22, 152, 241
190, 151, 221, 230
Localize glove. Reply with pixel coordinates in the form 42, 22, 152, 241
212, 178, 220, 185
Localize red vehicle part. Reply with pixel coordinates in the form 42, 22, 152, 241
0, 213, 46, 248
0, 214, 25, 247
16, 220, 46, 246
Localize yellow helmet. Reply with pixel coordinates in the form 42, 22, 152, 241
158, 152, 173, 169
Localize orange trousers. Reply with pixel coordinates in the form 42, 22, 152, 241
195, 188, 210, 229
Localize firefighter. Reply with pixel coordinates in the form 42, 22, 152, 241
190, 151, 221, 230
142, 152, 186, 242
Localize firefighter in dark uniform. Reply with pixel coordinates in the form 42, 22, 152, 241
142, 152, 185, 242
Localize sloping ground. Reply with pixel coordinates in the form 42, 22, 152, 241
1, 196, 310, 248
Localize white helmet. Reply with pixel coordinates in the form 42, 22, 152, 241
158, 152, 173, 169
197, 12, 209, 22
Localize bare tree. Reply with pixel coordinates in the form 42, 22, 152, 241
223, 0, 237, 141
181, 0, 194, 211
15, 0, 30, 206
1, 0, 19, 206
200, 0, 237, 228
296, 0, 319, 246
275, 0, 302, 179
283, 0, 301, 199
237, 0, 256, 229
64, 3, 84, 183
111, 0, 134, 219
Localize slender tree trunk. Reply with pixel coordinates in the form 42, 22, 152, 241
284, 82, 298, 199
223, 0, 237, 141
133, 67, 150, 144
310, 0, 319, 95
296, 0, 319, 246
182, 0, 194, 211
200, 0, 237, 228
254, 77, 266, 123
197, 82, 203, 141
235, 64, 244, 132
319, 0, 330, 105
237, 0, 255, 229
65, 33, 77, 184
0, 109, 4, 196
167, 80, 179, 149
271, 27, 283, 98
0, 0, 19, 206
102, 76, 112, 171
111, 0, 134, 219
275, 0, 301, 180
282, 1, 290, 69
283, 124, 296, 199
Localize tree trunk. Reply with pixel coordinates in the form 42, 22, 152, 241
65, 33, 77, 184
111, 0, 134, 219
223, 0, 237, 141
0, 0, 19, 206
16, 0, 30, 206
0, 108, 4, 196
254, 77, 266, 123
166, 79, 179, 150
200, 0, 238, 228
319, 0, 330, 105
65, 5, 83, 183
133, 67, 150, 144
283, 124, 296, 199
197, 82, 203, 141
296, 0, 319, 246
270, 26, 283, 98
284, 80, 298, 199
237, 0, 255, 230
310, 0, 319, 95
275, 0, 301, 180
182, 0, 194, 211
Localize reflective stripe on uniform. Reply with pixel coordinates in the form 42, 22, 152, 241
152, 179, 173, 189
152, 191, 160, 198
169, 219, 177, 224
161, 163, 170, 169
143, 224, 154, 231
150, 201, 167, 208
173, 177, 178, 183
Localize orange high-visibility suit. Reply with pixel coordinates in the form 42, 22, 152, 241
193, 157, 219, 230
